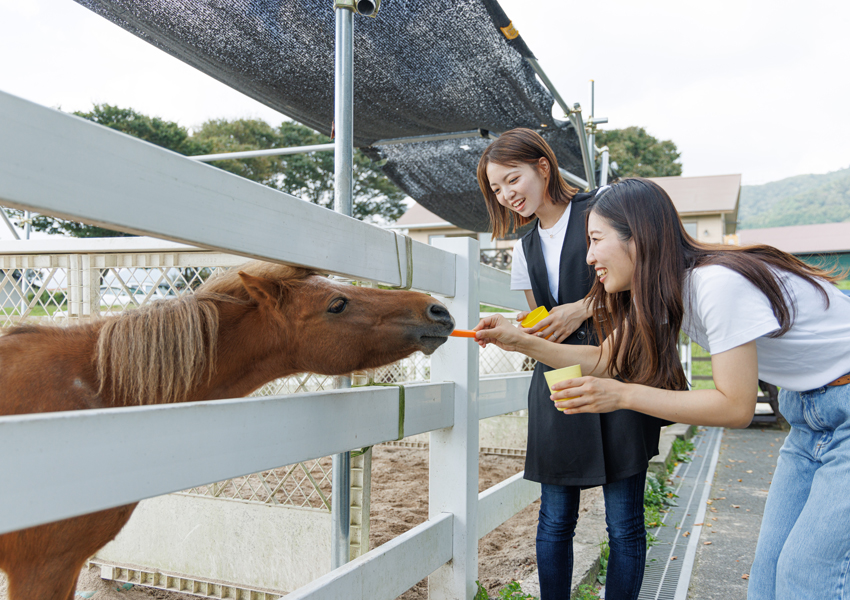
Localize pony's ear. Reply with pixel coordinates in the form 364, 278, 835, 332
238, 272, 284, 307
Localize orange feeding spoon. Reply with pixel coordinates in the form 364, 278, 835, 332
449, 329, 477, 338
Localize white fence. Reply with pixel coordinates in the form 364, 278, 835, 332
0, 90, 542, 599
0, 240, 532, 594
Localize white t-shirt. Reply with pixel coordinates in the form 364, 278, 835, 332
682, 264, 850, 391
511, 202, 572, 300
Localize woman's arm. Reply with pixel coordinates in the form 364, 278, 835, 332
473, 313, 613, 377
551, 341, 759, 428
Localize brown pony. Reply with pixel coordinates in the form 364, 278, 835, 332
0, 261, 454, 600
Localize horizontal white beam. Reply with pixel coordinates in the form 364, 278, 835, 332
0, 382, 452, 535
286, 512, 453, 600
477, 472, 541, 539
479, 373, 532, 419
403, 382, 455, 437
0, 92, 454, 296
479, 264, 527, 310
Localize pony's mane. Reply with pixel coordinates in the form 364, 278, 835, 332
96, 262, 316, 405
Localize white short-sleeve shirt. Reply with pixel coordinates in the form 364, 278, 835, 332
682, 264, 850, 391
510, 202, 572, 300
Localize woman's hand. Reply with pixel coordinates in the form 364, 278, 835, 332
550, 376, 627, 414
523, 300, 590, 343
473, 314, 528, 352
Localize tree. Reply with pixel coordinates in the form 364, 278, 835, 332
6, 106, 406, 237
193, 119, 406, 222
596, 126, 682, 178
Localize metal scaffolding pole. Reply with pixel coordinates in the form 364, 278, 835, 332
526, 58, 598, 191
525, 57, 571, 117
599, 148, 610, 187
559, 168, 588, 190
189, 144, 336, 162
189, 130, 495, 163
569, 104, 596, 190
589, 80, 596, 170
331, 0, 354, 570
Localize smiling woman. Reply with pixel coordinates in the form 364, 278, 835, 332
585, 210, 636, 295
476, 130, 665, 600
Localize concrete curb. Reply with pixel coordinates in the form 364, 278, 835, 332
649, 422, 696, 478
519, 423, 697, 599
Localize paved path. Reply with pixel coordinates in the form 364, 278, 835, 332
686, 425, 787, 600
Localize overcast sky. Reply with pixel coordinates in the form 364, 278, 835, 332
1, 0, 848, 192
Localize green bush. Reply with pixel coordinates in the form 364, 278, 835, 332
26, 290, 66, 307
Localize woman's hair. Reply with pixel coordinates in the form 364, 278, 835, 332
477, 128, 579, 239
586, 177, 840, 391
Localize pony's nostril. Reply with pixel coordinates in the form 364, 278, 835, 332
427, 303, 452, 323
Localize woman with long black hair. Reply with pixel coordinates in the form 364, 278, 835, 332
475, 177, 850, 600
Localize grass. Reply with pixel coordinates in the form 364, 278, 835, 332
837, 279, 850, 290
0, 304, 137, 318
480, 304, 515, 313
1, 304, 68, 317
689, 342, 716, 390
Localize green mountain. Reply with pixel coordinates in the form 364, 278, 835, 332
738, 166, 850, 229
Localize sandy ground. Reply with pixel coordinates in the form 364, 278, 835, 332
1, 445, 547, 600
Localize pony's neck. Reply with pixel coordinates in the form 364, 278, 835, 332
193, 301, 298, 401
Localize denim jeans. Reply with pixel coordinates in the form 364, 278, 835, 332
536, 470, 647, 600
749, 384, 850, 600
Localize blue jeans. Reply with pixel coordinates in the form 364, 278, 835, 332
749, 384, 850, 600
536, 470, 647, 600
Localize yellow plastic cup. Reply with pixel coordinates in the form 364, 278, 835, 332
544, 364, 582, 411
521, 306, 553, 339
520, 305, 548, 328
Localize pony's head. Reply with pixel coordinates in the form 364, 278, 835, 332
216, 262, 454, 376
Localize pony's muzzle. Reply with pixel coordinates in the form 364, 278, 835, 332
416, 302, 454, 354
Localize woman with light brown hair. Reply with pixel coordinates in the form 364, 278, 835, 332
478, 130, 665, 599
474, 177, 850, 600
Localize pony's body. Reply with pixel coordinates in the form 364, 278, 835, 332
0, 261, 454, 600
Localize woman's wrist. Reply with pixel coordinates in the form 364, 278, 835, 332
617, 381, 636, 411
516, 329, 548, 358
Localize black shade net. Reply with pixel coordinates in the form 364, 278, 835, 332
75, 0, 584, 232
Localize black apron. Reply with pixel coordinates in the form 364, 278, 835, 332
522, 193, 663, 487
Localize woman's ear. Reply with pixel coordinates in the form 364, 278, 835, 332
537, 157, 551, 179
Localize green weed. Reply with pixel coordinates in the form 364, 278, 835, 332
497, 580, 536, 600
672, 437, 695, 464
573, 583, 601, 600
596, 539, 610, 585
476, 580, 538, 600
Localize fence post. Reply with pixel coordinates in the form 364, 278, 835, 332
349, 448, 372, 560
82, 254, 99, 317
429, 236, 479, 600
68, 254, 81, 319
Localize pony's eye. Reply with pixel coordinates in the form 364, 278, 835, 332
328, 298, 348, 314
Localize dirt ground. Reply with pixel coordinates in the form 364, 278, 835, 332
0, 445, 541, 600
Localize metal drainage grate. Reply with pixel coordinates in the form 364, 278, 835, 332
637, 427, 724, 600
